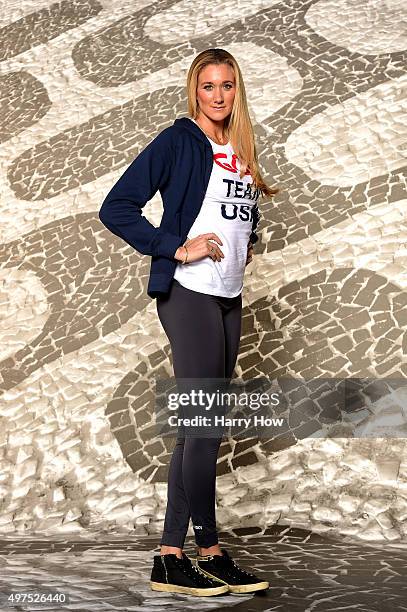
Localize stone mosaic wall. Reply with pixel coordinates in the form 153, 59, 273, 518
1, 0, 407, 544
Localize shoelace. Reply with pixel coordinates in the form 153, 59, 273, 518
212, 554, 254, 579
177, 558, 214, 586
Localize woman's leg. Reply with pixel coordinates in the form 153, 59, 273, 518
222, 291, 243, 381
158, 435, 188, 555
156, 280, 242, 551
196, 291, 242, 555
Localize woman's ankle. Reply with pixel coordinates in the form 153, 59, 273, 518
197, 544, 222, 556
160, 545, 183, 558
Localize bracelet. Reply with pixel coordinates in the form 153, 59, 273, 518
181, 245, 189, 264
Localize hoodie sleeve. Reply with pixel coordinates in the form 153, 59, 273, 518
249, 202, 261, 245
98, 127, 184, 259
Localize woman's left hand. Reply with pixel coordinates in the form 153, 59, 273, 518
246, 242, 254, 265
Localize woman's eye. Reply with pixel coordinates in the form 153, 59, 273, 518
204, 85, 233, 90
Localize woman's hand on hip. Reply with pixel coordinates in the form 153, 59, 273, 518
174, 233, 224, 263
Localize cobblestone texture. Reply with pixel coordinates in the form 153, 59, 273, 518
0, 0, 407, 550
1, 529, 407, 611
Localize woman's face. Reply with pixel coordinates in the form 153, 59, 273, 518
196, 63, 236, 123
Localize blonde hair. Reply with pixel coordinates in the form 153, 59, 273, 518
186, 48, 280, 200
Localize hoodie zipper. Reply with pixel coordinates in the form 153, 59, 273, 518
174, 118, 215, 240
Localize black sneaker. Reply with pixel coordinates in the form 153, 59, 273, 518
150, 552, 229, 596
195, 548, 269, 594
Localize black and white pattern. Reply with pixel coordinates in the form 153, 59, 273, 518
0, 0, 406, 552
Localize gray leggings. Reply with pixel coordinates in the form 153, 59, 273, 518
156, 279, 242, 548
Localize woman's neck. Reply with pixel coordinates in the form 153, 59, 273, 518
193, 116, 227, 145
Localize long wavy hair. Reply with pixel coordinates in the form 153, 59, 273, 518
186, 48, 280, 200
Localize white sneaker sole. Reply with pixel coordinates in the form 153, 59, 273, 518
150, 580, 229, 596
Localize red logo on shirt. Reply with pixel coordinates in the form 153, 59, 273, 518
213, 153, 252, 176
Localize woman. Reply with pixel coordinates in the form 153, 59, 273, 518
99, 48, 279, 597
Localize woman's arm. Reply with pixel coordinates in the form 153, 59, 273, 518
99, 127, 184, 259
249, 202, 261, 245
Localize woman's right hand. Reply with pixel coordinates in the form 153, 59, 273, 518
174, 233, 224, 263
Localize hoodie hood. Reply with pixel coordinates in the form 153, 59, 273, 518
173, 116, 210, 145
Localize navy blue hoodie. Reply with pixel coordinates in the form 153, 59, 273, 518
99, 116, 261, 299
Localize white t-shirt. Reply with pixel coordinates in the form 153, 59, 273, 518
173, 118, 260, 297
